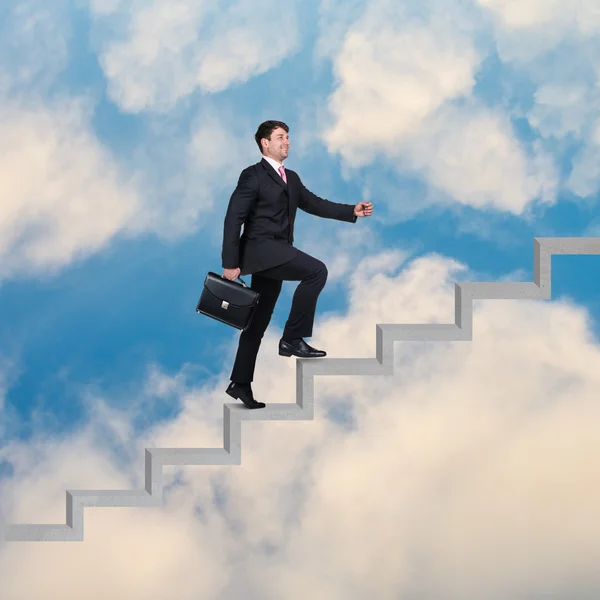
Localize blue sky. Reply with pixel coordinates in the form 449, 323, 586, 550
1, 0, 600, 598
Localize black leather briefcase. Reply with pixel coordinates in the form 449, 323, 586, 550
196, 272, 260, 331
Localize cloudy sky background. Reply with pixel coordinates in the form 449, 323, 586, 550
1, 0, 600, 598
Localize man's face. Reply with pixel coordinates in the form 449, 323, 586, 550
263, 127, 289, 162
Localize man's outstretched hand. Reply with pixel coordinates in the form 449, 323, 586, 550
222, 267, 241, 281
354, 201, 373, 217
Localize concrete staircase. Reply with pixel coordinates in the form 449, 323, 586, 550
4, 237, 600, 542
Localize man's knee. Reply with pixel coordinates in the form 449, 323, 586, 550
313, 261, 327, 281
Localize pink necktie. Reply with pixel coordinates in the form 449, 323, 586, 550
279, 165, 287, 183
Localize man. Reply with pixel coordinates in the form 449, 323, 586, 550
221, 120, 373, 409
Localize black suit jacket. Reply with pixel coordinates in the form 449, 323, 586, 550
222, 157, 357, 275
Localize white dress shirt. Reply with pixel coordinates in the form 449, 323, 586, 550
262, 154, 286, 178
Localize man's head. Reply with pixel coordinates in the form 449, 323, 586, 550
255, 120, 289, 163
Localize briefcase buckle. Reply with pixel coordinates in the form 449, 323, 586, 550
221, 300, 229, 309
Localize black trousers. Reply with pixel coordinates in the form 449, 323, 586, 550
230, 249, 328, 384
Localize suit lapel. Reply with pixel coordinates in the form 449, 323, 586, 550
258, 158, 297, 237
261, 157, 289, 196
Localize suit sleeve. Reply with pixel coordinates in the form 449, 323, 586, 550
222, 167, 258, 269
297, 175, 357, 223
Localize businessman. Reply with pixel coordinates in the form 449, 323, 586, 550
221, 120, 373, 409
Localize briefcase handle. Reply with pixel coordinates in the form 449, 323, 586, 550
220, 274, 249, 288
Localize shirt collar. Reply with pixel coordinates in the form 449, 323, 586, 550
262, 154, 285, 172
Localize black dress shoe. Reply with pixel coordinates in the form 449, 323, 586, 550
278, 337, 327, 358
225, 382, 265, 409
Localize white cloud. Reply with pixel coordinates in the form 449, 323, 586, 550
323, 9, 480, 162
475, 0, 600, 66
0, 0, 71, 96
2, 249, 600, 599
0, 2, 145, 281
90, 0, 303, 113
407, 103, 557, 213
528, 84, 595, 140
124, 101, 260, 242
0, 97, 142, 280
475, 0, 600, 200
318, 0, 556, 215
567, 120, 600, 198
0, 91, 263, 282
526, 79, 600, 200
0, 1, 266, 280
476, 0, 600, 36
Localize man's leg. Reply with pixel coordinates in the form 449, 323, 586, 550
255, 250, 328, 341
230, 250, 328, 383
230, 274, 283, 384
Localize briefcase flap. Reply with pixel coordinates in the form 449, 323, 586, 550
204, 273, 257, 308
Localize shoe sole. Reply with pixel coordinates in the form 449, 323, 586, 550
278, 348, 326, 358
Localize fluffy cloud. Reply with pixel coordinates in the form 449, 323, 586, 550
531, 81, 600, 200
0, 0, 264, 281
567, 120, 600, 198
0, 2, 143, 281
0, 91, 263, 280
475, 0, 600, 199
89, 0, 302, 113
400, 103, 557, 213
121, 101, 260, 242
476, 0, 600, 38
0, 0, 71, 95
319, 0, 556, 215
2, 249, 600, 599
0, 98, 142, 280
323, 6, 480, 161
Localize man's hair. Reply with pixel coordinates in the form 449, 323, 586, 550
255, 120, 289, 154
